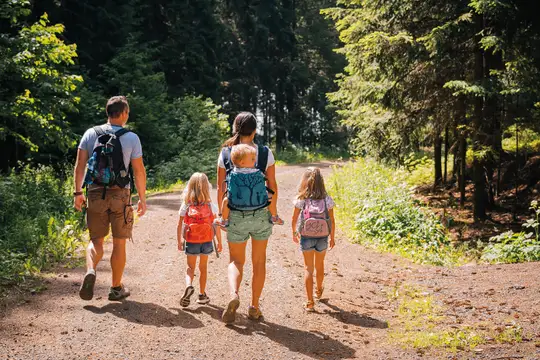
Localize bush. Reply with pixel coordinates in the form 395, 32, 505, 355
481, 201, 540, 263
328, 160, 464, 265
502, 125, 540, 154
274, 144, 349, 166
0, 166, 84, 283
147, 96, 229, 188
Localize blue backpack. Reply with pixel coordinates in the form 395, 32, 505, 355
222, 145, 272, 211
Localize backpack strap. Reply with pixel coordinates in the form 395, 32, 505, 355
93, 126, 106, 137
115, 128, 131, 137
222, 147, 233, 173
257, 145, 269, 173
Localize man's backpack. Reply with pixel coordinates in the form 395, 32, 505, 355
298, 199, 331, 238
84, 126, 132, 197
221, 145, 272, 211
183, 204, 215, 243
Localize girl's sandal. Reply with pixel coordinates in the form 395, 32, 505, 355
315, 287, 324, 301
303, 300, 315, 312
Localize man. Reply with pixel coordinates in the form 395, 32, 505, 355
73, 96, 147, 301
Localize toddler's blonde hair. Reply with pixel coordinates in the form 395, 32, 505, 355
231, 144, 256, 166
297, 167, 327, 200
183, 172, 212, 204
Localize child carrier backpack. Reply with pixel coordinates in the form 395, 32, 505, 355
183, 204, 215, 243
299, 199, 331, 238
221, 145, 273, 211
84, 126, 133, 198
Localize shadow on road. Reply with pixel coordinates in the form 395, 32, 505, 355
84, 300, 204, 328
320, 299, 388, 329
227, 316, 356, 359
179, 304, 223, 321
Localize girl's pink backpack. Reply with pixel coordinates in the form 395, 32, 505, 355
299, 198, 330, 238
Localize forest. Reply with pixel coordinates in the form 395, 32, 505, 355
2, 0, 540, 280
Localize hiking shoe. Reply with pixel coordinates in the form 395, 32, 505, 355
196, 293, 210, 305
180, 286, 195, 307
79, 269, 96, 301
270, 215, 284, 225
108, 285, 131, 301
247, 306, 263, 320
315, 286, 324, 300
303, 300, 315, 312
222, 296, 240, 325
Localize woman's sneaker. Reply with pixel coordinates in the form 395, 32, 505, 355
79, 269, 96, 301
180, 286, 195, 307
222, 296, 240, 325
108, 285, 130, 301
247, 305, 263, 320
196, 293, 210, 305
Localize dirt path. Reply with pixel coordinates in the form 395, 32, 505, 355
1, 164, 540, 359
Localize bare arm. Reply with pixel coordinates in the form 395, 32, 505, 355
217, 166, 227, 214
177, 216, 184, 251
266, 164, 278, 216
291, 207, 301, 243
329, 208, 336, 249
73, 148, 88, 211
131, 157, 147, 216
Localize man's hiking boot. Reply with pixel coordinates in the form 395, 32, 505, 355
108, 285, 130, 301
247, 305, 263, 320
222, 296, 240, 325
180, 286, 195, 307
196, 293, 210, 305
79, 269, 96, 301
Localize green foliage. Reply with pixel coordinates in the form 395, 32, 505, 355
328, 160, 464, 265
481, 201, 540, 263
0, 166, 84, 283
274, 144, 349, 166
0, 10, 82, 158
501, 125, 540, 154
147, 96, 229, 187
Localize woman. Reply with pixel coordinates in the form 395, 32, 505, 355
217, 112, 281, 324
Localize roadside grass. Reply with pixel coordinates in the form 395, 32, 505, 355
0, 166, 85, 288
388, 285, 524, 352
328, 159, 467, 266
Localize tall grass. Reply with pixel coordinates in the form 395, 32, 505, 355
0, 166, 84, 284
328, 159, 465, 265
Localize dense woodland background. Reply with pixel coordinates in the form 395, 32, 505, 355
2, 0, 540, 281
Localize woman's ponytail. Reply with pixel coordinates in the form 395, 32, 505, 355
222, 112, 257, 148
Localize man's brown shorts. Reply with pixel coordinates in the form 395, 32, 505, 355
86, 187, 134, 240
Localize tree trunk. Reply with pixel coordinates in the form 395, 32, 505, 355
472, 13, 487, 220
444, 125, 449, 185
434, 129, 443, 189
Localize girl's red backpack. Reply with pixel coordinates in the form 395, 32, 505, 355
183, 204, 215, 243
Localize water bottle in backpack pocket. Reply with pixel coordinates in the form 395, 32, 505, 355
299, 199, 331, 238
183, 204, 215, 243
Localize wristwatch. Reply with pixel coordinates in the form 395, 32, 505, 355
73, 191, 83, 196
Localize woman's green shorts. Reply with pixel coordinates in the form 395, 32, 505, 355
227, 208, 273, 243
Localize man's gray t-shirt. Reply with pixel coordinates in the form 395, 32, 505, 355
78, 124, 143, 171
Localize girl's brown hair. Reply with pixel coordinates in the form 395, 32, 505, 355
223, 112, 257, 147
296, 167, 328, 200
183, 173, 212, 205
